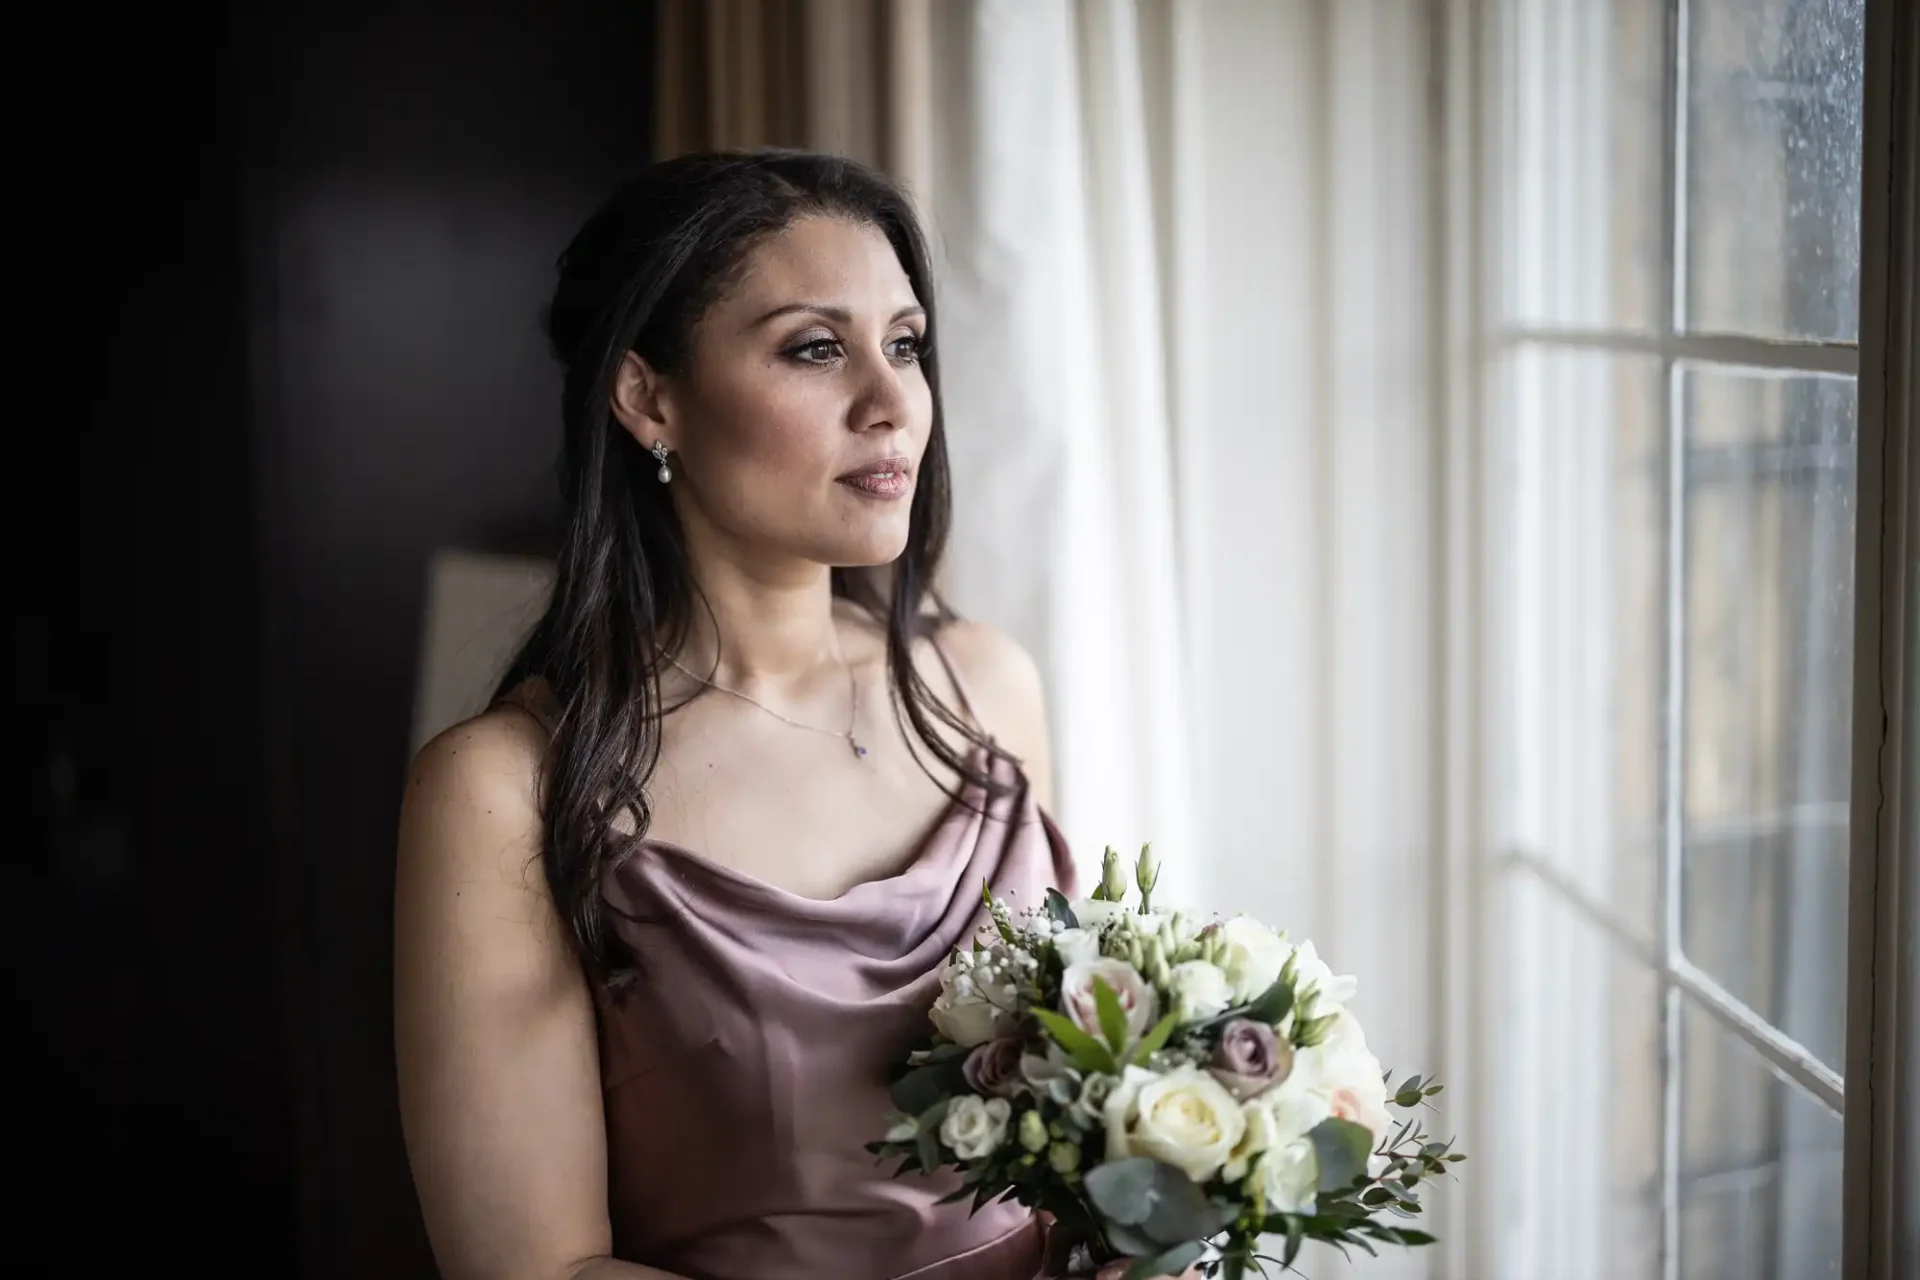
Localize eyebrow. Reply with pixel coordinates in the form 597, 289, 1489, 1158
748, 302, 927, 328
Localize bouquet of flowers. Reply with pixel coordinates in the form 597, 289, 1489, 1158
870, 847, 1463, 1279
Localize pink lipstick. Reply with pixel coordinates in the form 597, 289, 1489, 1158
836, 457, 913, 499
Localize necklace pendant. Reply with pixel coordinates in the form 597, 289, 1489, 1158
851, 737, 869, 759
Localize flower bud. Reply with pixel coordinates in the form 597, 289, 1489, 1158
1135, 843, 1159, 892
1019, 1108, 1049, 1153
1100, 848, 1129, 903
1049, 1141, 1082, 1174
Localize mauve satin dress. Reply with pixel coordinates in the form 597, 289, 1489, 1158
594, 699, 1077, 1278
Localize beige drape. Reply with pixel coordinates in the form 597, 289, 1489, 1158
654, 0, 933, 200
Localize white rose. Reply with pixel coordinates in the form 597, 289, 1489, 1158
1068, 898, 1129, 928
1258, 1132, 1323, 1214
1221, 1078, 1329, 1212
1287, 940, 1358, 1009
940, 1094, 1012, 1160
1219, 916, 1290, 1002
929, 955, 1018, 1047
1296, 1012, 1392, 1141
1167, 960, 1233, 1025
1103, 1064, 1247, 1184
1061, 958, 1160, 1046
1053, 927, 1100, 969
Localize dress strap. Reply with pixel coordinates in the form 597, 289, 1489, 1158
926, 631, 988, 739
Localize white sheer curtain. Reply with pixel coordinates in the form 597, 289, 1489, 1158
917, 5, 1447, 1272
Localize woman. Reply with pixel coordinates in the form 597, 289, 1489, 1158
394, 151, 1081, 1279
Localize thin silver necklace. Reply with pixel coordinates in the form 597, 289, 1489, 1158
666, 653, 869, 759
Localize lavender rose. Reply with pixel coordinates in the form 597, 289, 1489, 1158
1208, 1018, 1294, 1099
963, 1036, 1027, 1099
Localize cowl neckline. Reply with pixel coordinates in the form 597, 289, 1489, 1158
605, 746, 1033, 928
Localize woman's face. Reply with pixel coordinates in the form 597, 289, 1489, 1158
628, 215, 932, 572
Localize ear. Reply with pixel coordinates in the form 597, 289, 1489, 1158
610, 351, 674, 451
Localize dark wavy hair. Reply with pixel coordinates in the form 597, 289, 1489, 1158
497, 150, 1004, 989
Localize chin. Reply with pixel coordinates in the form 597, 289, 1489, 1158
815, 526, 912, 569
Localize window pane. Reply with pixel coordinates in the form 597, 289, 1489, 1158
1498, 0, 1664, 331
1680, 368, 1855, 1072
1494, 872, 1661, 1280
1502, 349, 1664, 939
1679, 1002, 1843, 1279
1684, 0, 1866, 340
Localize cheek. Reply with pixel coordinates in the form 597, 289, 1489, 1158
701, 373, 836, 467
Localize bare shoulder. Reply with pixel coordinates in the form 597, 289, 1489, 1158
929, 619, 1054, 805
932, 618, 1046, 715
398, 704, 550, 903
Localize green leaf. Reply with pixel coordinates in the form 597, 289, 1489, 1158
1220, 1255, 1247, 1280
1094, 977, 1131, 1055
1032, 1007, 1117, 1073
916, 1126, 941, 1173
1243, 976, 1295, 1027
1085, 1156, 1163, 1226
1130, 1010, 1181, 1065
1282, 1215, 1305, 1267
1140, 1163, 1232, 1242
1045, 887, 1079, 929
1126, 1241, 1205, 1280
1103, 1221, 1163, 1257
891, 1060, 964, 1114
1309, 1117, 1374, 1193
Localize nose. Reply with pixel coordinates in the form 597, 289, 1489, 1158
848, 345, 913, 433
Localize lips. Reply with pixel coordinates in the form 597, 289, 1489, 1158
836, 457, 913, 499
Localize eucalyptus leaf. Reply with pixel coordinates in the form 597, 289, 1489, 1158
1141, 1163, 1232, 1243
1103, 1221, 1162, 1257
1085, 1156, 1161, 1225
1308, 1117, 1373, 1193
1126, 1241, 1205, 1280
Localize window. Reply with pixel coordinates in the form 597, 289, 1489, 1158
1483, 2, 1867, 1278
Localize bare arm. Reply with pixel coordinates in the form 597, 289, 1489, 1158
394, 711, 687, 1280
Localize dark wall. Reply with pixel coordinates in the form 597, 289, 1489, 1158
25, 2, 653, 1273
22, 0, 290, 1264
238, 2, 655, 1273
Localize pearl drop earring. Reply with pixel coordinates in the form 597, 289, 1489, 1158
651, 440, 672, 484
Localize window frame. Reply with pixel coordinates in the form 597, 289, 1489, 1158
1439, 0, 1917, 1276
1841, 2, 1918, 1277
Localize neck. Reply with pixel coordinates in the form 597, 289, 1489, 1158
668, 528, 848, 692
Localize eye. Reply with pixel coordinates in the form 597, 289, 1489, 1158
887, 333, 928, 365
785, 336, 845, 365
